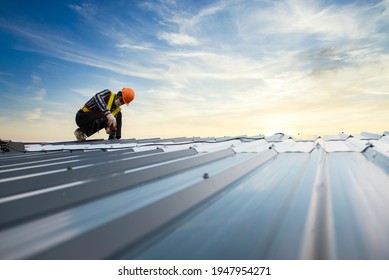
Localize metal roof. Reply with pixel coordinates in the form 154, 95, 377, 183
0, 131, 389, 260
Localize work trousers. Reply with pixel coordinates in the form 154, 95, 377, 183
75, 110, 122, 139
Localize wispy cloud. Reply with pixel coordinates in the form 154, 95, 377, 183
0, 21, 164, 80
71, 88, 98, 98
157, 32, 199, 45
68, 2, 97, 20
32, 89, 47, 101
25, 108, 43, 121
31, 74, 41, 84
116, 43, 154, 51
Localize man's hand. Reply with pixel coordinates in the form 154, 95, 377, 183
106, 113, 117, 128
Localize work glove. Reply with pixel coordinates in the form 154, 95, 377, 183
106, 113, 117, 128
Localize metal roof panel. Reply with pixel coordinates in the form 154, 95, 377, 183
1, 131, 389, 260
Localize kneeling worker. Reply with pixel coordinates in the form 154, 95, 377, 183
74, 88, 135, 141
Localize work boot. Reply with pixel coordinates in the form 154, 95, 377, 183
106, 125, 118, 140
108, 132, 117, 140
74, 128, 87, 141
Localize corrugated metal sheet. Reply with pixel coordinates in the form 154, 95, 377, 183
0, 132, 389, 260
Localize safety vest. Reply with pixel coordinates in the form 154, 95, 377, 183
81, 92, 121, 117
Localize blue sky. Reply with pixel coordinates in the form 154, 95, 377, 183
1, 0, 388, 141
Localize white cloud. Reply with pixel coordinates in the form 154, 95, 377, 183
116, 43, 154, 51
25, 108, 42, 121
71, 88, 97, 98
157, 32, 199, 45
168, 2, 226, 33
0, 21, 164, 80
31, 74, 41, 84
68, 3, 97, 18
237, 0, 371, 40
33, 89, 46, 101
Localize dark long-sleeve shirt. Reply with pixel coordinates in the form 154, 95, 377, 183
84, 89, 113, 115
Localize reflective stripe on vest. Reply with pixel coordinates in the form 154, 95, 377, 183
111, 106, 121, 117
107, 92, 115, 110
81, 92, 121, 115
107, 92, 121, 116
81, 105, 92, 112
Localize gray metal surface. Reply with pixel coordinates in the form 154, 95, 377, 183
0, 133, 389, 259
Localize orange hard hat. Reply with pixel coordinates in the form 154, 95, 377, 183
121, 87, 135, 105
